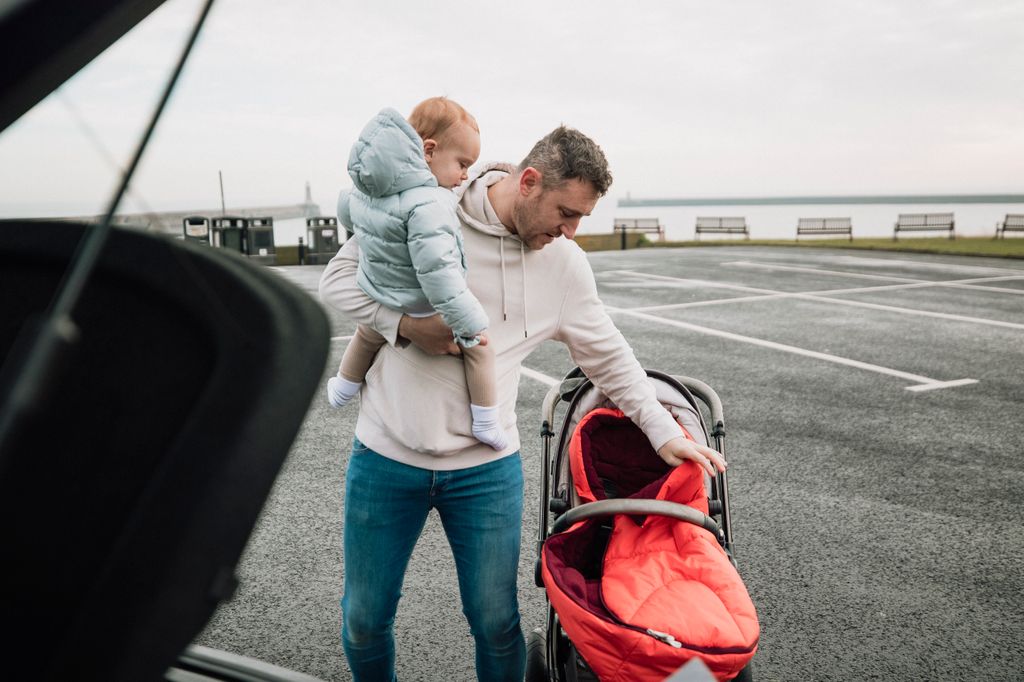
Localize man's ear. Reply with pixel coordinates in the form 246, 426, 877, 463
423, 138, 437, 160
519, 167, 541, 196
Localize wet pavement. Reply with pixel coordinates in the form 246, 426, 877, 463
198, 245, 1024, 681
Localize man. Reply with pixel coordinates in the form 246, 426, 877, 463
319, 125, 727, 681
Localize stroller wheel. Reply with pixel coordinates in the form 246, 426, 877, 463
525, 627, 547, 682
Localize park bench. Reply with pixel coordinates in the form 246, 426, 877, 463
695, 216, 749, 240
613, 217, 664, 249
893, 213, 955, 240
995, 214, 1024, 239
796, 217, 853, 241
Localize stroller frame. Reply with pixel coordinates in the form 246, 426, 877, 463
529, 367, 750, 682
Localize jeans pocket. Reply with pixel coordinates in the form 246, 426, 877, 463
351, 437, 372, 455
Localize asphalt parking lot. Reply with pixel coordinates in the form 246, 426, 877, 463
197, 245, 1024, 681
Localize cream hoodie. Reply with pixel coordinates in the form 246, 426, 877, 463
318, 163, 683, 470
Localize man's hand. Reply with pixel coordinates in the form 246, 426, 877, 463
399, 315, 458, 355
397, 316, 490, 356
657, 436, 728, 478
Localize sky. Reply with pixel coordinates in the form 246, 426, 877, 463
1, 0, 1022, 233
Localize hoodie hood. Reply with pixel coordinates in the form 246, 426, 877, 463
454, 162, 529, 334
455, 162, 518, 239
348, 108, 437, 199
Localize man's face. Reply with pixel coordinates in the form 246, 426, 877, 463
511, 174, 600, 250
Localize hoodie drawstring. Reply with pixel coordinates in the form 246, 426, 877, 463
499, 237, 507, 322
520, 241, 528, 338
497, 236, 527, 337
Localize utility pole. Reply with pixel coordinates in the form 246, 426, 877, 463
219, 170, 226, 215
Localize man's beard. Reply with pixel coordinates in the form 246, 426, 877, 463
511, 193, 545, 250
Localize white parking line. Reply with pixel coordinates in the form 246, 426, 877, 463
795, 295, 1024, 330
607, 271, 1024, 331
330, 335, 353, 342
722, 260, 918, 282
601, 271, 777, 295
519, 366, 558, 386
807, 276, 1024, 296
633, 293, 790, 311
722, 260, 1024, 294
819, 254, 1024, 276
906, 379, 980, 393
605, 306, 978, 392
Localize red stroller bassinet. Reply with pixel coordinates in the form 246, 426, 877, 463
532, 370, 758, 681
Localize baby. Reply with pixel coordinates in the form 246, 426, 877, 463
327, 97, 508, 451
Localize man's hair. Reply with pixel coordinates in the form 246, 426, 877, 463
518, 126, 613, 197
408, 96, 479, 144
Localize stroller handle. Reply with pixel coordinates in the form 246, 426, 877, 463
550, 499, 724, 544
671, 375, 724, 434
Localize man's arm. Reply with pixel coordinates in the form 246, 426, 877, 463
318, 237, 402, 345
556, 254, 725, 474
398, 315, 464, 356
318, 237, 466, 355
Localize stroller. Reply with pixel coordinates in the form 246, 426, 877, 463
528, 368, 758, 682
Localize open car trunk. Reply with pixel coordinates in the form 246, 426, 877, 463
1, 4, 333, 679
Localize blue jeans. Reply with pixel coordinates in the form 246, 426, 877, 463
341, 438, 526, 681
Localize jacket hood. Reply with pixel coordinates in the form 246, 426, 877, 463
455, 162, 518, 239
348, 108, 437, 198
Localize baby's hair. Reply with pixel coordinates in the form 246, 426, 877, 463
408, 97, 479, 144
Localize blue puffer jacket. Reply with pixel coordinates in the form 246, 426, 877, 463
337, 108, 488, 343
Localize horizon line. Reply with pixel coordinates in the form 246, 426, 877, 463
618, 193, 1024, 207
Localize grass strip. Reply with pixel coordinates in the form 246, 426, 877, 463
575, 234, 1024, 259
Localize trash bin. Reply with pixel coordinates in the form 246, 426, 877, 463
182, 216, 211, 245
211, 216, 249, 255
305, 216, 341, 265
247, 216, 276, 265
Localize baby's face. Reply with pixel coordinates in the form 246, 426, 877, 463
426, 122, 480, 189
